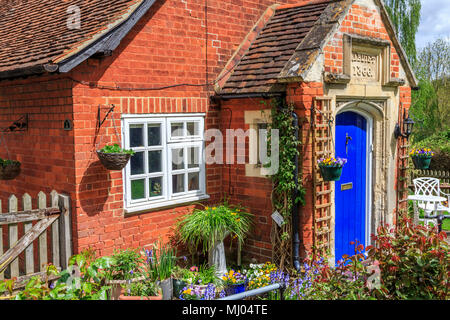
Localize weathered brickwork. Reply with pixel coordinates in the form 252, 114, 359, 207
323, 3, 400, 79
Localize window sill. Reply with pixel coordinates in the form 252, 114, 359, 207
124, 194, 210, 215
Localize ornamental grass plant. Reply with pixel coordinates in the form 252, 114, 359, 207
177, 203, 253, 254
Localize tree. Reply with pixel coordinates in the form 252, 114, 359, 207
384, 0, 421, 65
411, 37, 450, 143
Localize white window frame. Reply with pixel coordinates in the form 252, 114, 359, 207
122, 114, 208, 213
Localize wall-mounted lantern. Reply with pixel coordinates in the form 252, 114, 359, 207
394, 109, 414, 139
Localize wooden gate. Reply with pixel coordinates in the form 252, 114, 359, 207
0, 191, 72, 288
311, 97, 333, 258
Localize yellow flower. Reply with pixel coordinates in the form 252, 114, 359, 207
205, 206, 209, 210
231, 212, 237, 216
212, 207, 216, 210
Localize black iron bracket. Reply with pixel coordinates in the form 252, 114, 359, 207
3, 114, 28, 132
97, 104, 115, 129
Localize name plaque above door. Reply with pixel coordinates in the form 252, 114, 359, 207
351, 52, 378, 81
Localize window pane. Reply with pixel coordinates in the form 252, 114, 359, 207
187, 122, 199, 136
188, 172, 199, 191
148, 124, 161, 146
131, 179, 145, 200
187, 146, 200, 168
172, 148, 184, 170
171, 122, 184, 137
130, 151, 145, 175
148, 150, 162, 173
130, 124, 144, 147
172, 174, 185, 194
149, 177, 163, 198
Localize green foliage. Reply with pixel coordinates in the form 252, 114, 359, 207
367, 217, 449, 300
189, 264, 220, 285
385, 0, 421, 65
99, 143, 135, 155
171, 265, 193, 280
145, 241, 177, 281
413, 129, 450, 155
267, 99, 305, 219
106, 248, 144, 280
54, 251, 114, 300
0, 158, 20, 167
411, 38, 450, 143
177, 203, 253, 254
14, 250, 114, 300
121, 280, 161, 297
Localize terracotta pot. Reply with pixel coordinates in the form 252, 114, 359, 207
106, 276, 147, 300
118, 288, 163, 300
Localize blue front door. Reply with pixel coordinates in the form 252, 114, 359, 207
335, 111, 368, 263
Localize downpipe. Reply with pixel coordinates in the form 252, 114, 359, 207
291, 111, 301, 272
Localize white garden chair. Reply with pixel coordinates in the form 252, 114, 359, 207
412, 177, 450, 227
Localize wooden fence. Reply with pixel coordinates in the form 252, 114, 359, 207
0, 191, 72, 288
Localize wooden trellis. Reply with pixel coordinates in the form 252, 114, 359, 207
311, 97, 333, 258
396, 108, 411, 219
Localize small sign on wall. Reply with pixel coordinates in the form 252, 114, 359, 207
271, 210, 285, 227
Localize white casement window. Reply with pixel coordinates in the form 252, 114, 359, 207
122, 114, 208, 213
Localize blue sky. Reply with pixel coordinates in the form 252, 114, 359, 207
416, 0, 450, 49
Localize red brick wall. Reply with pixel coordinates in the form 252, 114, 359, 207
66, 0, 299, 256
323, 2, 401, 79
219, 98, 274, 262
0, 75, 75, 202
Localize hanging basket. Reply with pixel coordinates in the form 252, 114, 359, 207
319, 166, 343, 181
0, 162, 21, 180
96, 150, 132, 170
411, 156, 432, 170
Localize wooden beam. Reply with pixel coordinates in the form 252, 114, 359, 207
0, 208, 60, 225
0, 214, 60, 274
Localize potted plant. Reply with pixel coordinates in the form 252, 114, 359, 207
221, 269, 247, 296
177, 204, 253, 276
104, 248, 146, 300
317, 156, 347, 181
119, 279, 163, 300
96, 143, 135, 170
145, 242, 177, 300
179, 283, 217, 300
185, 265, 219, 296
0, 158, 21, 180
410, 148, 434, 170
171, 265, 192, 299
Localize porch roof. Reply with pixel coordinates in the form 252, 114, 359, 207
219, 0, 418, 95
219, 0, 342, 94
0, 0, 155, 80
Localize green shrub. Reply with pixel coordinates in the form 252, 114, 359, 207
99, 143, 135, 155
121, 280, 160, 297
106, 248, 145, 280
367, 217, 449, 299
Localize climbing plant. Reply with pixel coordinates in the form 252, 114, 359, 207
263, 98, 305, 270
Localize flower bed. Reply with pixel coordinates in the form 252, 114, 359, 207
1, 218, 447, 300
